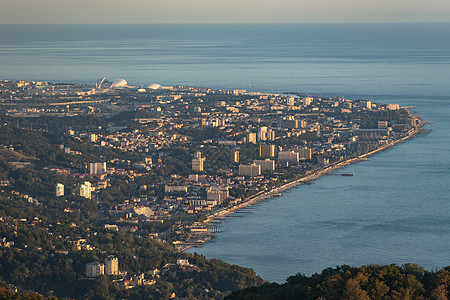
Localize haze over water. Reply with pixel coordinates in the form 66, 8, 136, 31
1, 23, 449, 282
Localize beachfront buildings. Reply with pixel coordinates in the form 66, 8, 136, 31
207, 186, 230, 204
317, 157, 330, 165
0, 78, 421, 256
296, 148, 312, 160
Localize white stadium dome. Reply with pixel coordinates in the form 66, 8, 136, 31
110, 78, 128, 88
144, 83, 161, 90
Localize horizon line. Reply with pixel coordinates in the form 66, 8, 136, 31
1, 21, 450, 25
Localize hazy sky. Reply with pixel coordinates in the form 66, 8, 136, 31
2, 0, 450, 24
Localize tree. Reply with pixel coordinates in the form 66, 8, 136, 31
343, 278, 370, 300
430, 285, 448, 300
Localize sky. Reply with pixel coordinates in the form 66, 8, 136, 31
1, 0, 450, 24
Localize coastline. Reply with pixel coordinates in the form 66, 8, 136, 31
181, 126, 423, 252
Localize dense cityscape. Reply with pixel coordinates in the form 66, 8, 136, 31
0, 78, 429, 298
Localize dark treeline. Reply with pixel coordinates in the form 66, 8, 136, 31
226, 264, 449, 300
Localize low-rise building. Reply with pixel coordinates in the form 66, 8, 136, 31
132, 207, 154, 218
177, 259, 190, 267
165, 185, 188, 193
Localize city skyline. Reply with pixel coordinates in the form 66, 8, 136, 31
1, 0, 450, 24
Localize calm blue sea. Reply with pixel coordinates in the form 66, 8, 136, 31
1, 23, 449, 282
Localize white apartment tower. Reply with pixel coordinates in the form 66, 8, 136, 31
55, 183, 64, 197
79, 181, 92, 199
247, 132, 257, 144
232, 150, 239, 163
105, 256, 119, 275
89, 133, 97, 143
267, 129, 276, 141
257, 126, 268, 141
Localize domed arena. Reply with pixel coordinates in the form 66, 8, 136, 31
144, 83, 161, 90
110, 78, 128, 88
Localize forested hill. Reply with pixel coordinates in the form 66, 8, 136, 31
226, 264, 449, 300
0, 280, 53, 299
0, 124, 265, 299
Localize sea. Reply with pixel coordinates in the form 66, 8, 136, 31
1, 23, 449, 283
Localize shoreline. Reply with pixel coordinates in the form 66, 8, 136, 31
181, 127, 423, 252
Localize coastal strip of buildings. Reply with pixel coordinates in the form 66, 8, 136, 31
0, 78, 425, 251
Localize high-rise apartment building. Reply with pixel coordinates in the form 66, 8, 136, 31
86, 261, 104, 277
296, 147, 312, 160
257, 126, 268, 141
278, 151, 300, 163
238, 163, 261, 177
207, 186, 230, 204
232, 150, 239, 163
192, 152, 205, 172
79, 181, 92, 199
105, 256, 119, 275
267, 129, 276, 141
89, 133, 97, 143
55, 183, 64, 197
253, 159, 275, 172
260, 144, 275, 158
89, 162, 107, 175
247, 132, 257, 144
302, 97, 313, 106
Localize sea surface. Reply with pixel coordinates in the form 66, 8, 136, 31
1, 23, 449, 283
